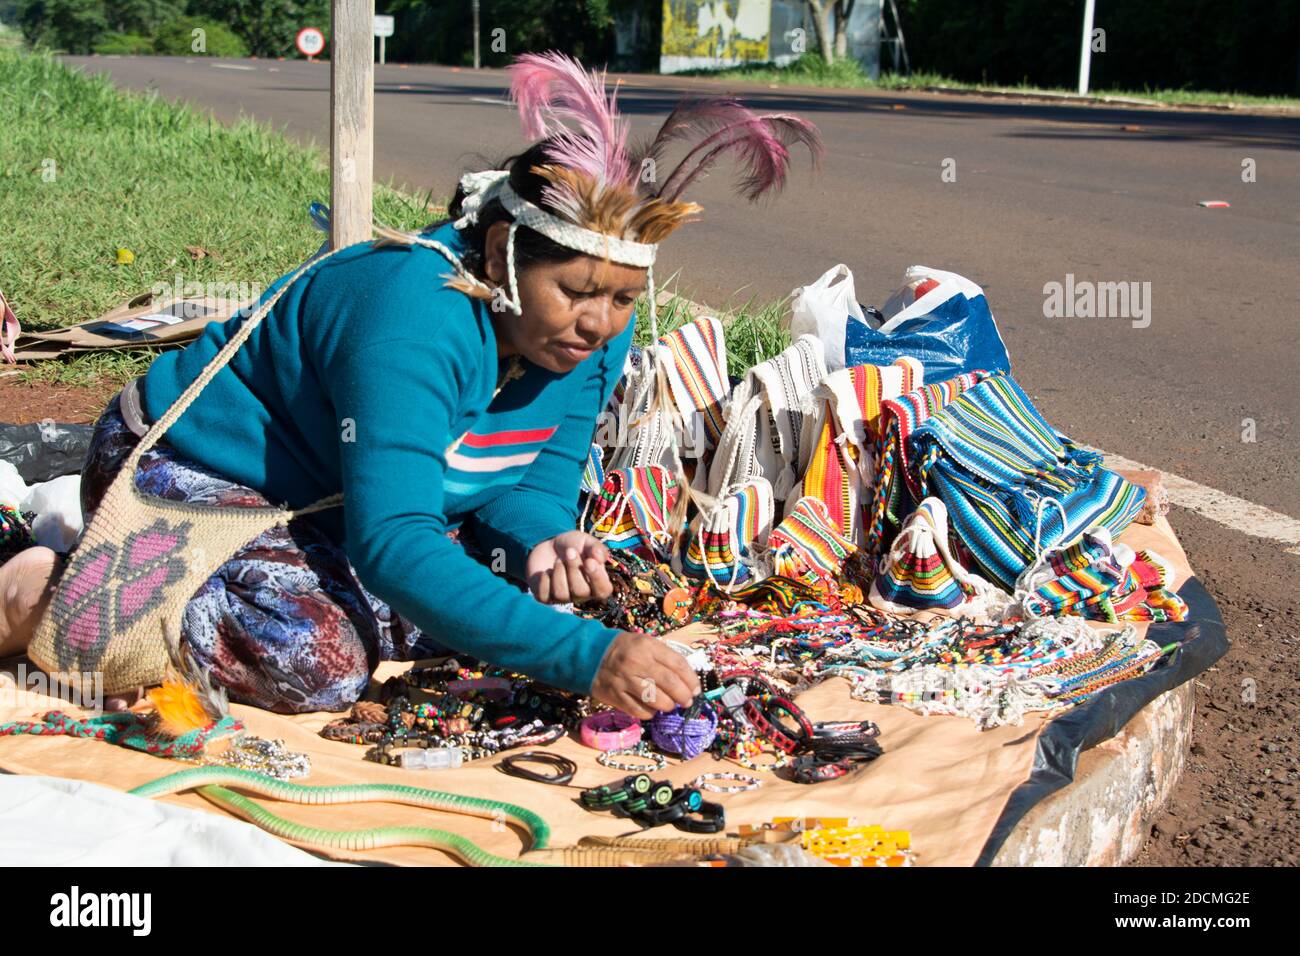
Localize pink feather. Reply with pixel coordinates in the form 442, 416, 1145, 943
657, 111, 822, 202
507, 52, 631, 187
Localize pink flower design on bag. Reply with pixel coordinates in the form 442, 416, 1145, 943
53, 518, 193, 671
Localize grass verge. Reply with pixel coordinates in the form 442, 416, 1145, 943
0, 47, 440, 387
2, 46, 794, 390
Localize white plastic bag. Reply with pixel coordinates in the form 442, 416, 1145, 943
880, 265, 989, 327
21, 474, 83, 552
786, 264, 867, 372
0, 460, 27, 509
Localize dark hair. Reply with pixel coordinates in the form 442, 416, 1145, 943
443, 140, 586, 282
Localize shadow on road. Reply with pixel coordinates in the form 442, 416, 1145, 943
353, 77, 1300, 150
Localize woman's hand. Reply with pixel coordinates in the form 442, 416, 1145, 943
526, 530, 614, 605
590, 632, 702, 719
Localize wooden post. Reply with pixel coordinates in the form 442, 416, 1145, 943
330, 0, 375, 250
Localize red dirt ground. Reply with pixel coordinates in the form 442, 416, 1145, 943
0, 378, 120, 425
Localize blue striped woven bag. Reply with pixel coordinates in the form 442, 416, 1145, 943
906, 372, 1146, 589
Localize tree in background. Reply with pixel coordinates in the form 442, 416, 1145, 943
608, 0, 658, 70
184, 0, 328, 57
153, 14, 246, 54
804, 0, 855, 65
18, 0, 108, 52
484, 0, 614, 64
7, 0, 1295, 95
15, 0, 325, 56
104, 0, 180, 35
381, 0, 617, 67
895, 0, 1298, 97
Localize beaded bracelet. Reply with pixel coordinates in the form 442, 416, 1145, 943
742, 697, 810, 755
579, 710, 643, 751
736, 748, 790, 772
320, 720, 387, 745
690, 771, 761, 793
597, 742, 668, 772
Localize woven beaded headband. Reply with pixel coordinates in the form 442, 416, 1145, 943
451, 170, 659, 321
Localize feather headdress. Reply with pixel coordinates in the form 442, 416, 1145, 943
505, 52, 822, 244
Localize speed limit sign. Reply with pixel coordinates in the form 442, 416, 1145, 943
296, 27, 325, 59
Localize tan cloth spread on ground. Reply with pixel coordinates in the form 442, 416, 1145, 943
0, 518, 1193, 867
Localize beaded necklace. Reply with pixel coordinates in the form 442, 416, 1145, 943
320, 660, 585, 761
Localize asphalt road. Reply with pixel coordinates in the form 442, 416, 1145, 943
61, 55, 1299, 523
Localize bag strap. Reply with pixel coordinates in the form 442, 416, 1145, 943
131, 246, 348, 463
122, 239, 365, 515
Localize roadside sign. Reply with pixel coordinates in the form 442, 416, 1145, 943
374, 15, 395, 38
296, 27, 325, 59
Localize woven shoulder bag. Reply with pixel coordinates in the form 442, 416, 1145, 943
706, 334, 826, 504
785, 357, 923, 546
907, 372, 1146, 589
29, 247, 350, 696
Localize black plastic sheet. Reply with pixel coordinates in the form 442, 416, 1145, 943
976, 577, 1229, 864
0, 422, 94, 484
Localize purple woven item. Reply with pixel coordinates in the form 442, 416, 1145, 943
648, 705, 718, 759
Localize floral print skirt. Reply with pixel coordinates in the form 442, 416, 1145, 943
79, 392, 449, 714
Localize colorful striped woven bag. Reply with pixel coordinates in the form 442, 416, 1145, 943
767, 496, 857, 585
605, 317, 729, 484
865, 370, 988, 555
788, 357, 922, 546
707, 334, 826, 505
1016, 528, 1188, 624
583, 466, 681, 561
677, 476, 774, 589
580, 443, 606, 496
657, 316, 729, 456
868, 497, 1003, 616
908, 373, 1147, 589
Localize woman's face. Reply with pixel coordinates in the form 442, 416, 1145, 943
483, 221, 647, 373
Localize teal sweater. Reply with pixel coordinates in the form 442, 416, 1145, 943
142, 222, 631, 693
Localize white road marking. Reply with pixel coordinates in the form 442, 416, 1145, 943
666, 292, 1300, 557
1087, 447, 1300, 557
211, 63, 256, 71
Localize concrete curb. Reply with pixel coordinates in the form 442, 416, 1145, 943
991, 681, 1194, 866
